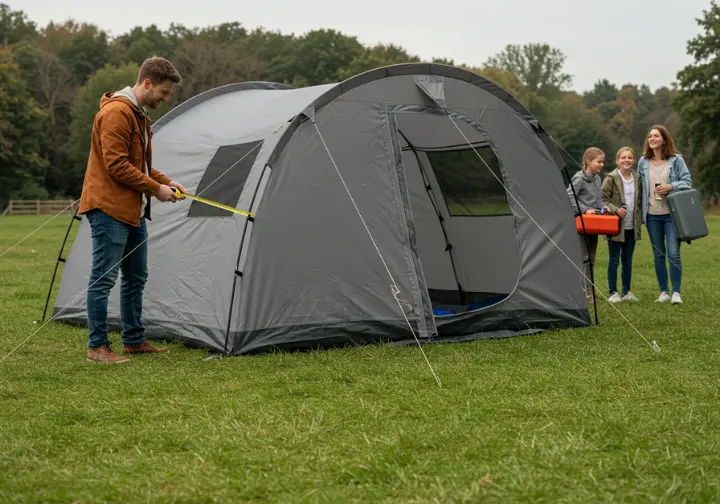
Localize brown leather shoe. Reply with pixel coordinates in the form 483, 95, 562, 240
88, 344, 130, 364
121, 340, 169, 354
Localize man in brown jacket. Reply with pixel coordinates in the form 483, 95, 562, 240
79, 56, 186, 363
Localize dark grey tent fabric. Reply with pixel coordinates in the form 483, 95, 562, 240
52, 64, 590, 355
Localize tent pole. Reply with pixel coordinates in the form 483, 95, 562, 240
42, 208, 81, 322
222, 163, 269, 355
397, 130, 465, 306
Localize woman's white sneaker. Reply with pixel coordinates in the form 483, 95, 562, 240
621, 292, 639, 302
608, 292, 622, 303
656, 292, 670, 303
671, 292, 683, 304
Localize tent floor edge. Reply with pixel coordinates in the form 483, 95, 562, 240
227, 318, 426, 356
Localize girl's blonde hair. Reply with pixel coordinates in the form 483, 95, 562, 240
616, 146, 635, 161
582, 147, 604, 169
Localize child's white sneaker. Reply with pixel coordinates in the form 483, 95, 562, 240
671, 292, 683, 304
656, 292, 670, 303
621, 292, 639, 302
608, 292, 622, 303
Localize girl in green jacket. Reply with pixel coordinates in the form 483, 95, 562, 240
601, 147, 642, 303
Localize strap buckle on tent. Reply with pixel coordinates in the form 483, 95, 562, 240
391, 285, 414, 314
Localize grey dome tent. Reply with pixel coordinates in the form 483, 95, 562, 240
49, 63, 591, 354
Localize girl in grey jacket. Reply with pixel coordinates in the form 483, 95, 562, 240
566, 147, 610, 301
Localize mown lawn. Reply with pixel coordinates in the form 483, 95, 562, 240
1, 214, 719, 503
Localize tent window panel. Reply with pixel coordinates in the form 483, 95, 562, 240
426, 146, 511, 216
187, 140, 263, 218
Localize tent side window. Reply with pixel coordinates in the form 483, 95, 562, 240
187, 140, 263, 218
426, 146, 511, 217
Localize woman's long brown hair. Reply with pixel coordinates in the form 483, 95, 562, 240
643, 124, 680, 160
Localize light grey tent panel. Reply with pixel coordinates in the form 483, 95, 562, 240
52, 85, 336, 351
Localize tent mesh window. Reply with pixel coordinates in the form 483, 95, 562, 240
426, 146, 511, 216
187, 140, 263, 218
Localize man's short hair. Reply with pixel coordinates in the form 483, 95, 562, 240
138, 56, 182, 85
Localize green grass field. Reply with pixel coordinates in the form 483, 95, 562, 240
1, 214, 719, 502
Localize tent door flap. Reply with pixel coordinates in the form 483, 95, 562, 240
386, 111, 437, 339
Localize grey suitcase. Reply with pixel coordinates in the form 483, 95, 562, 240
666, 188, 708, 243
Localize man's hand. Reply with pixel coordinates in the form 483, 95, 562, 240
617, 207, 628, 217
156, 184, 181, 203
168, 180, 187, 194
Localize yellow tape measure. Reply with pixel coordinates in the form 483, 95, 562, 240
171, 188, 254, 217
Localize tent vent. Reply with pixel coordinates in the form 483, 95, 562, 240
188, 140, 263, 218
234, 270, 243, 277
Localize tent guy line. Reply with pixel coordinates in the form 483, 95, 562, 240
446, 114, 661, 354
312, 120, 443, 388
0, 199, 80, 261
0, 131, 271, 365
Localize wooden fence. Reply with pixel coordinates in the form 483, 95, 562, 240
1, 199, 79, 216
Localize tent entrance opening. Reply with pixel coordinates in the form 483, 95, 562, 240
395, 111, 522, 317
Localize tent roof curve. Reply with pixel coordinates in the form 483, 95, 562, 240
153, 81, 294, 133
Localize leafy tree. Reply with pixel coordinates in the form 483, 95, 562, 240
172, 37, 267, 103
339, 43, 419, 80
484, 43, 572, 97
463, 65, 532, 105
57, 21, 109, 83
12, 20, 110, 195
674, 0, 720, 196
288, 29, 364, 86
13, 37, 77, 191
235, 28, 297, 83
0, 3, 36, 46
430, 57, 454, 65
542, 93, 618, 174
109, 24, 180, 66
0, 47, 48, 208
606, 85, 638, 140
583, 79, 618, 110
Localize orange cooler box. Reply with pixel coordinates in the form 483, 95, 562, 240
575, 214, 621, 236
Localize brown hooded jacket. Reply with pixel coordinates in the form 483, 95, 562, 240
78, 90, 171, 227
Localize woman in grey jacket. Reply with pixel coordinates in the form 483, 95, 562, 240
567, 147, 610, 301
638, 125, 692, 305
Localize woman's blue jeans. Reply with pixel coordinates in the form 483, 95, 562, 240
646, 213, 682, 293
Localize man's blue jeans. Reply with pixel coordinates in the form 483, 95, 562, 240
646, 213, 682, 294
86, 209, 148, 348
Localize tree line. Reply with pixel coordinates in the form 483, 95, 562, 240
1, 1, 718, 209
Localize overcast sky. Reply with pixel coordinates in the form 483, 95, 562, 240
17, 0, 712, 92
